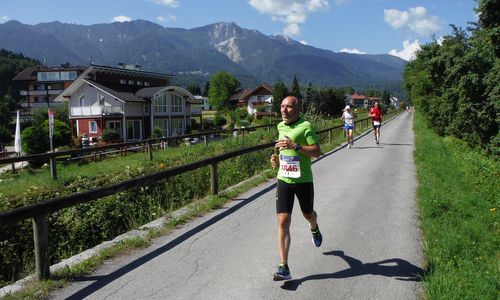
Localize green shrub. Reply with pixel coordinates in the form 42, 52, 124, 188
101, 129, 120, 142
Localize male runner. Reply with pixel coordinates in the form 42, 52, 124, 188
369, 101, 383, 144
270, 96, 322, 281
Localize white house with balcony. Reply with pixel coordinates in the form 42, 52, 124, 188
229, 83, 274, 117
54, 64, 202, 142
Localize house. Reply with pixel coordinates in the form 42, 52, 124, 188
54, 64, 202, 142
229, 83, 274, 116
345, 92, 366, 107
13, 64, 87, 118
367, 96, 381, 107
390, 95, 402, 107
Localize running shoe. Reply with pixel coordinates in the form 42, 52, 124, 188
312, 225, 323, 247
273, 263, 291, 281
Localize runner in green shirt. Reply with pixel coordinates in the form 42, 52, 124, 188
270, 96, 323, 281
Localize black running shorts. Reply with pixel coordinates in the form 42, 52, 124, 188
276, 180, 314, 214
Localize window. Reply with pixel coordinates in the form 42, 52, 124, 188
128, 80, 135, 85
153, 119, 168, 137
171, 94, 183, 113
137, 81, 143, 86
89, 121, 98, 133
127, 120, 142, 140
143, 104, 150, 115
60, 71, 77, 80
144, 82, 150, 86
106, 120, 122, 137
171, 118, 183, 136
120, 79, 127, 84
154, 94, 168, 113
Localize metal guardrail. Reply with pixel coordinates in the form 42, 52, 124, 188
0, 110, 400, 281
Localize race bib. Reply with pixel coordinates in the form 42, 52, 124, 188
373, 121, 381, 126
279, 154, 301, 178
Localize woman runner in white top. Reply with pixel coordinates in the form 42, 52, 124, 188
341, 105, 355, 148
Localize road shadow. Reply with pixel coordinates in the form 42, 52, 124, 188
62, 183, 277, 300
281, 250, 423, 291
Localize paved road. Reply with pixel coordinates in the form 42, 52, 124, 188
52, 111, 422, 300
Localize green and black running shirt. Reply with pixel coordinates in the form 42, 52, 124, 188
277, 117, 318, 184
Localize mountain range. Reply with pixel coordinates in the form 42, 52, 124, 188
0, 20, 406, 92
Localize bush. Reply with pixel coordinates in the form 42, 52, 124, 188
101, 129, 121, 142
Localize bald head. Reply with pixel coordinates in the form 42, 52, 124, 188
280, 96, 301, 124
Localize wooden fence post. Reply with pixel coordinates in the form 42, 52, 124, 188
33, 214, 50, 280
147, 141, 153, 160
203, 135, 207, 146
210, 163, 218, 195
328, 130, 332, 144
50, 155, 57, 180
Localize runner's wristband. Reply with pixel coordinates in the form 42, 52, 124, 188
294, 144, 302, 151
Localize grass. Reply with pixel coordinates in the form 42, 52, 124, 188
1, 169, 276, 299
413, 112, 499, 299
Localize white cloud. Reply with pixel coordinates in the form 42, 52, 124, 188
150, 0, 179, 7
0, 15, 9, 23
157, 14, 176, 23
388, 40, 421, 61
300, 40, 308, 45
248, 0, 329, 37
112, 15, 132, 22
384, 6, 441, 36
339, 48, 367, 54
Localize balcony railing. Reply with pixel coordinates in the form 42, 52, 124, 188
71, 106, 123, 117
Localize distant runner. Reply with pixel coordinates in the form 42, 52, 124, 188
270, 96, 322, 281
341, 105, 355, 148
369, 101, 383, 144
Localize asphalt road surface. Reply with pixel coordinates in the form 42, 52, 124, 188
52, 111, 422, 300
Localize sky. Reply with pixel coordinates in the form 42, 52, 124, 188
0, 0, 478, 61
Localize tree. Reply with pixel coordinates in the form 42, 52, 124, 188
203, 81, 210, 97
382, 90, 391, 107
303, 82, 315, 112
186, 83, 201, 95
289, 74, 302, 101
208, 71, 240, 111
272, 79, 288, 114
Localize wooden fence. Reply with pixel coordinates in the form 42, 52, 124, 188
0, 111, 399, 281
0, 123, 275, 179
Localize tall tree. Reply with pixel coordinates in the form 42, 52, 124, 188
186, 83, 201, 95
272, 79, 288, 113
208, 71, 240, 111
203, 81, 210, 97
289, 75, 302, 101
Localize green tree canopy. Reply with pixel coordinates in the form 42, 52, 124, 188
208, 71, 240, 111
289, 74, 302, 101
272, 79, 288, 113
403, 1, 499, 154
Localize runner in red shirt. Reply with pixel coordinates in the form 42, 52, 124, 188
369, 102, 383, 144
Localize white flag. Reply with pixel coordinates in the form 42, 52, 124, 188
14, 110, 21, 154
